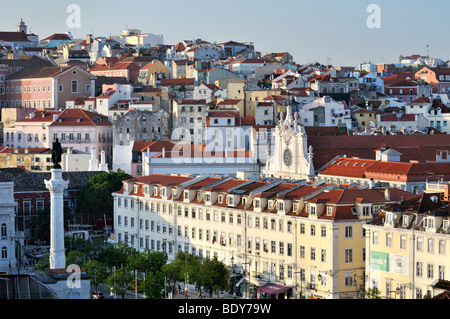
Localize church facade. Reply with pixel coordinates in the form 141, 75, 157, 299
263, 107, 314, 181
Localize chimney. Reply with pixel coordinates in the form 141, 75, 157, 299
444, 183, 450, 202
86, 34, 92, 45
384, 188, 390, 201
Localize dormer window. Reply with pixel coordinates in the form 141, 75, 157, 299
362, 206, 370, 216
184, 190, 189, 200
307, 204, 316, 215
402, 215, 409, 227
154, 187, 158, 195
218, 195, 223, 203
327, 206, 333, 216
160, 187, 166, 197
254, 199, 260, 209
385, 212, 393, 225
242, 197, 247, 206
227, 195, 234, 206
134, 185, 139, 193
277, 201, 284, 212
424, 217, 435, 229
443, 220, 449, 230
268, 201, 274, 209
143, 186, 149, 194
204, 193, 211, 202
293, 203, 298, 212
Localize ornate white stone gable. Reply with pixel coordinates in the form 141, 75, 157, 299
263, 106, 314, 180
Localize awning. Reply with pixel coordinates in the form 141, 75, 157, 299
257, 283, 291, 295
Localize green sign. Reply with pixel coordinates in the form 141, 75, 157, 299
370, 251, 389, 272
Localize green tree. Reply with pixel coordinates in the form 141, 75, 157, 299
84, 260, 109, 292
127, 250, 167, 276
29, 206, 72, 243
163, 251, 202, 285
142, 271, 166, 299
97, 242, 135, 268
360, 287, 382, 299
107, 267, 134, 299
201, 256, 230, 297
78, 171, 131, 218
28, 208, 50, 242
34, 250, 50, 271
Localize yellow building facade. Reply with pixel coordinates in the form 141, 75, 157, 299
292, 188, 410, 299
363, 191, 450, 299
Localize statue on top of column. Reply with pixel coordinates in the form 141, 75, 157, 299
51, 138, 63, 169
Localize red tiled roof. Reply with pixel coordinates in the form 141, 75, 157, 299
409, 97, 430, 104
319, 156, 450, 182
308, 135, 450, 169
116, 174, 195, 193
319, 157, 376, 178
203, 179, 248, 193
49, 109, 111, 127
42, 33, 72, 41
378, 113, 418, 122
160, 78, 195, 86
16, 110, 62, 123
217, 99, 242, 105
0, 32, 31, 42
133, 141, 176, 152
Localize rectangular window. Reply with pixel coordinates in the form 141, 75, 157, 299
71, 80, 78, 93
344, 248, 353, 263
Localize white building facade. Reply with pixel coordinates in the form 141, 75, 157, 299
0, 179, 20, 271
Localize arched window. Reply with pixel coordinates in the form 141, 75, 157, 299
1, 247, 7, 259
0, 224, 6, 240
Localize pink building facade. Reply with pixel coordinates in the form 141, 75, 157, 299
3, 108, 113, 164
0, 65, 96, 109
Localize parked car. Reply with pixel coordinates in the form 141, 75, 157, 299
92, 291, 104, 299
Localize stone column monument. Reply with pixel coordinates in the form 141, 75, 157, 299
45, 138, 68, 270
42, 139, 92, 299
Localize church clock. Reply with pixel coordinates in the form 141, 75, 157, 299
283, 148, 293, 167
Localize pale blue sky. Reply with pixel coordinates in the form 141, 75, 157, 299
1, 0, 448, 66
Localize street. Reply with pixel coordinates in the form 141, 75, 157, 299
95, 282, 236, 300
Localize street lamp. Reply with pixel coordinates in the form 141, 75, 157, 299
294, 270, 305, 299
388, 287, 401, 299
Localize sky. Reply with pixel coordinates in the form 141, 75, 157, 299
1, 0, 449, 66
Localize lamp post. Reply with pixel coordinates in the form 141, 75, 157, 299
388, 287, 401, 299
294, 270, 305, 299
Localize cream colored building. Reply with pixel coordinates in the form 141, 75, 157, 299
291, 185, 416, 299
363, 190, 450, 299
112, 173, 417, 299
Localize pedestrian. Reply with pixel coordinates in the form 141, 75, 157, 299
233, 291, 236, 299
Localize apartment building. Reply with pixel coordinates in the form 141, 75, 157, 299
112, 173, 416, 299
363, 188, 450, 299
3, 108, 113, 164
3, 65, 96, 109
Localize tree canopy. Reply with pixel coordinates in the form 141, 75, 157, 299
78, 171, 131, 217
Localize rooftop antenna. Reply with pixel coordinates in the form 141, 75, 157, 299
426, 44, 430, 58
